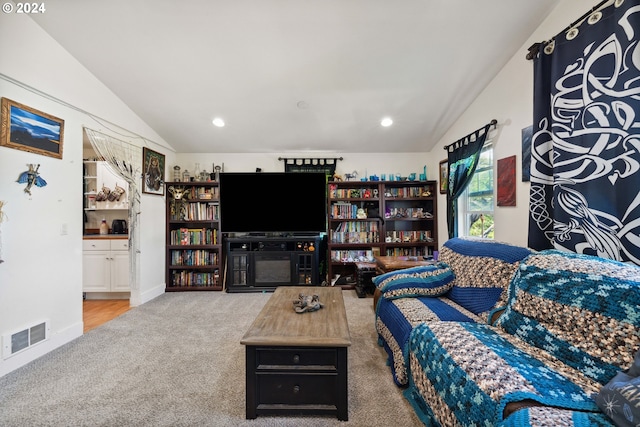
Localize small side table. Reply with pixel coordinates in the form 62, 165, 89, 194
354, 262, 377, 298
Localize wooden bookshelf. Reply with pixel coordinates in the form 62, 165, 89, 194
327, 180, 438, 286
165, 181, 222, 291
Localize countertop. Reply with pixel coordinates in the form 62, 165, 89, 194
83, 234, 128, 240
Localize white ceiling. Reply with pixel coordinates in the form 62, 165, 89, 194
30, 0, 559, 154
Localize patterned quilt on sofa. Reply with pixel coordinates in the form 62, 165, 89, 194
375, 238, 531, 386
404, 250, 640, 426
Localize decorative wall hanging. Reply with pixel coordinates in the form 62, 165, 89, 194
521, 126, 532, 182
142, 147, 165, 196
1, 98, 64, 159
527, 0, 640, 264
279, 157, 342, 176
497, 156, 516, 207
17, 164, 47, 195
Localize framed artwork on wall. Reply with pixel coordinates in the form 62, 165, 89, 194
142, 147, 165, 196
497, 155, 516, 206
0, 97, 64, 159
439, 159, 448, 194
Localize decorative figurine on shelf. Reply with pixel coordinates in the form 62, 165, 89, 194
332, 173, 343, 181
17, 164, 47, 195
356, 208, 367, 219
168, 185, 189, 220
173, 165, 181, 182
293, 293, 323, 313
344, 170, 358, 181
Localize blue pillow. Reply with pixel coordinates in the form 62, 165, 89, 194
373, 263, 455, 300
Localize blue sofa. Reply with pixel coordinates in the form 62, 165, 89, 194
375, 238, 640, 426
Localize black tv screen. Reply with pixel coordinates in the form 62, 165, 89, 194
219, 172, 327, 234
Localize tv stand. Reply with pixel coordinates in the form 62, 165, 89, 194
225, 235, 322, 292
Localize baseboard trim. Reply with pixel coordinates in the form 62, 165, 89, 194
130, 283, 165, 307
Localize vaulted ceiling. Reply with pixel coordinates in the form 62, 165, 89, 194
30, 0, 559, 153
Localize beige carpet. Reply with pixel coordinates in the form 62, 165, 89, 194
0, 289, 423, 426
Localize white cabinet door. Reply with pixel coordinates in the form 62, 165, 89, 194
83, 239, 129, 293
111, 241, 130, 292
83, 250, 110, 292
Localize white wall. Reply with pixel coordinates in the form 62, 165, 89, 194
428, 0, 601, 247
0, 12, 174, 376
175, 152, 434, 181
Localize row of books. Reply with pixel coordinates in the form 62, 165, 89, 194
329, 186, 377, 199
385, 186, 431, 198
189, 186, 219, 200
170, 271, 220, 287
330, 232, 380, 244
330, 202, 363, 219
334, 221, 379, 233
170, 202, 219, 221
170, 249, 219, 266
330, 249, 375, 263
170, 228, 218, 245
385, 247, 429, 256
385, 230, 434, 243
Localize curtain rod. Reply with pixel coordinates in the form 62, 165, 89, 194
526, 0, 610, 60
443, 119, 497, 151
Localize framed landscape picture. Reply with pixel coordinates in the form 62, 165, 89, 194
142, 147, 165, 195
0, 98, 64, 159
439, 159, 448, 194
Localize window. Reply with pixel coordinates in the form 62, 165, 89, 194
458, 144, 494, 238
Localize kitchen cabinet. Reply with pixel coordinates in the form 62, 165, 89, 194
83, 239, 130, 295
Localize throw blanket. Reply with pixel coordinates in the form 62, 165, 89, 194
376, 296, 480, 386
495, 250, 640, 384
406, 321, 604, 426
404, 250, 640, 426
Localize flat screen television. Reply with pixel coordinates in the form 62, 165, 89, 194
219, 172, 327, 235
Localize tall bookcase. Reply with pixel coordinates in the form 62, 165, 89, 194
165, 182, 222, 291
327, 180, 438, 285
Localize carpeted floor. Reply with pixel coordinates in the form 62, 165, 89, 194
0, 289, 423, 426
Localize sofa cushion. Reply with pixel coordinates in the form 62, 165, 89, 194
495, 250, 640, 385
439, 237, 532, 318
372, 263, 455, 300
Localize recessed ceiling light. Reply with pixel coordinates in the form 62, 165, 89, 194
381, 117, 393, 127
212, 117, 225, 127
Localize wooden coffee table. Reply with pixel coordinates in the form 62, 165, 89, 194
241, 286, 351, 420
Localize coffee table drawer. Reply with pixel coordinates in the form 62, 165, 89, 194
255, 347, 337, 370
257, 373, 338, 405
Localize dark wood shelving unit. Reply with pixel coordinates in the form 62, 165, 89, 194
165, 181, 222, 291
327, 180, 438, 286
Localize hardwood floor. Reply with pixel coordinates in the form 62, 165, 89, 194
83, 299, 130, 333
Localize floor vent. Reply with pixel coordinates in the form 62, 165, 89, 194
2, 321, 49, 359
